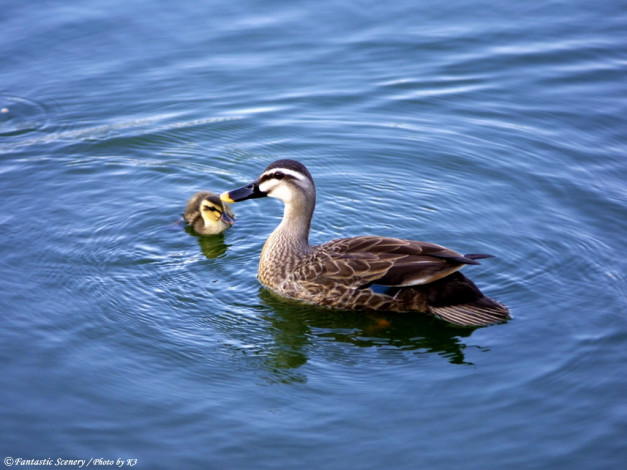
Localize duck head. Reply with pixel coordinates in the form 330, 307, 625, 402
220, 159, 315, 206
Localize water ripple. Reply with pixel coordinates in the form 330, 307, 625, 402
0, 95, 49, 137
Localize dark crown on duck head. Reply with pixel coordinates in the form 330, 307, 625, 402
260, 159, 314, 185
203, 193, 224, 206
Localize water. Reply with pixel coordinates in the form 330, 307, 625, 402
1, 0, 626, 468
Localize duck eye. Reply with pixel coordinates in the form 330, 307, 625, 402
203, 205, 219, 212
273, 172, 284, 180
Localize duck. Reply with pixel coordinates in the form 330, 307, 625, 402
183, 192, 235, 235
220, 159, 510, 327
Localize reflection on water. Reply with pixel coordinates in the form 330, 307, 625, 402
184, 224, 230, 259
256, 288, 480, 382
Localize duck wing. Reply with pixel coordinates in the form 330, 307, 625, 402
299, 235, 490, 289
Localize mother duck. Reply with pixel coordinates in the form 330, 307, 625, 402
221, 159, 510, 327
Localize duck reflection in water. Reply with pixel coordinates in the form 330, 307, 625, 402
254, 288, 484, 383
188, 231, 230, 259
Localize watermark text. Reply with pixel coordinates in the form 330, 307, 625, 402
4, 457, 138, 468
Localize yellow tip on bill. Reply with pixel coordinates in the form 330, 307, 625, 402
220, 191, 235, 203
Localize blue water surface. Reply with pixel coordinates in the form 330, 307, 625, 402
1, 1, 626, 469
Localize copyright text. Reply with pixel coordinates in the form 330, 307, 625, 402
3, 458, 137, 468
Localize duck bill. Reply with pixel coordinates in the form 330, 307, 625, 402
220, 212, 235, 226
220, 180, 266, 203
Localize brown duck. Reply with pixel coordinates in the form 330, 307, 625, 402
184, 192, 235, 235
221, 159, 510, 327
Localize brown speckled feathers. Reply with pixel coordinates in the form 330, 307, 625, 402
271, 236, 509, 326
298, 236, 483, 288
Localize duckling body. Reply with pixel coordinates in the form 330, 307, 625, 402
184, 192, 235, 235
221, 159, 510, 327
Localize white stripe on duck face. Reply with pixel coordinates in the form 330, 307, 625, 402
259, 167, 310, 184
258, 167, 314, 202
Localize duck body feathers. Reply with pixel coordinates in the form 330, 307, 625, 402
259, 235, 509, 326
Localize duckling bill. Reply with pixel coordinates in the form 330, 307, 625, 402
184, 192, 235, 235
221, 159, 511, 327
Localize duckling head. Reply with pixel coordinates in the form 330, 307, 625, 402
184, 192, 235, 235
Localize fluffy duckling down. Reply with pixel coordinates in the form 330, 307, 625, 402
184, 192, 235, 235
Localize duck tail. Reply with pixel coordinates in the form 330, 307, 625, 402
423, 271, 511, 327
430, 297, 510, 327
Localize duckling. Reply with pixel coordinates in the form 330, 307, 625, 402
221, 159, 510, 327
184, 192, 235, 235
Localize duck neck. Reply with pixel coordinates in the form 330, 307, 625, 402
259, 194, 314, 282
282, 198, 314, 245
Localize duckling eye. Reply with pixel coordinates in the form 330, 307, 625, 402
203, 205, 219, 212
272, 172, 284, 180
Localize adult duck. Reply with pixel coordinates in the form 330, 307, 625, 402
221, 159, 510, 327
